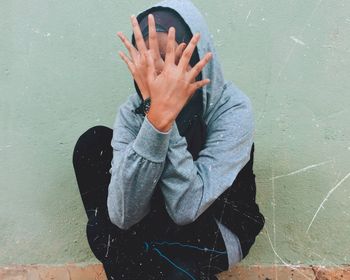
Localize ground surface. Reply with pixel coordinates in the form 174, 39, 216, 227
1, 263, 350, 279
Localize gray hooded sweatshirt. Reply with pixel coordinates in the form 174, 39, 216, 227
107, 0, 254, 267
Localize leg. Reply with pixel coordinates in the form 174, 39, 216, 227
72, 126, 229, 279
72, 125, 113, 217
139, 203, 230, 279
209, 143, 265, 260
72, 126, 147, 279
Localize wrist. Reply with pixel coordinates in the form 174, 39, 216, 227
147, 109, 174, 133
143, 97, 151, 115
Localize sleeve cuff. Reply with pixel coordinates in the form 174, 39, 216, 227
132, 115, 172, 163
169, 120, 184, 145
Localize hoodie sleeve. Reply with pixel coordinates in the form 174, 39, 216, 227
158, 89, 254, 226
107, 97, 173, 230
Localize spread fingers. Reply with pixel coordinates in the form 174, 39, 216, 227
117, 31, 138, 60
188, 52, 212, 82
131, 15, 147, 53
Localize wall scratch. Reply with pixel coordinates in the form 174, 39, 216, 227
265, 228, 314, 280
271, 166, 277, 279
306, 171, 350, 234
270, 160, 333, 180
257, 0, 324, 125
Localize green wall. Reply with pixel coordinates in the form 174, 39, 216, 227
1, 0, 349, 266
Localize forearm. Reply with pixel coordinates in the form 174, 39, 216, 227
159, 88, 255, 225
107, 115, 172, 230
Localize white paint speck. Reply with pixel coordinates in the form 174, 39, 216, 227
245, 10, 252, 22
290, 36, 306, 46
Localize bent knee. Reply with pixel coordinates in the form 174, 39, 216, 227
72, 125, 113, 165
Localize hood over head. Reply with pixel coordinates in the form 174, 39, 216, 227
131, 0, 227, 124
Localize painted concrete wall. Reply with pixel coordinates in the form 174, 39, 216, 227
1, 0, 349, 267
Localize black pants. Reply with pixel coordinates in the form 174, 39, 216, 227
72, 126, 231, 280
